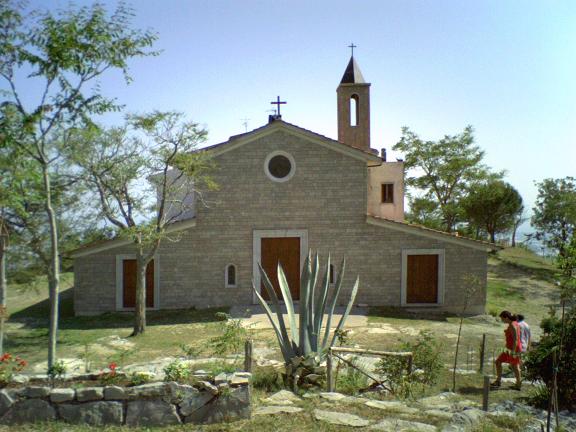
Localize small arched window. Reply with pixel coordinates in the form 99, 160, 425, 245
350, 94, 359, 127
225, 264, 237, 288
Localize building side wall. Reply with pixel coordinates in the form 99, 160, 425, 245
367, 162, 405, 222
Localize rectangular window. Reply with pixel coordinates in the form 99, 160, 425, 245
381, 183, 394, 203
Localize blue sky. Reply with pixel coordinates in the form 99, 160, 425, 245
18, 1, 576, 239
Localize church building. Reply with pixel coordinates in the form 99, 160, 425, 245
71, 55, 496, 316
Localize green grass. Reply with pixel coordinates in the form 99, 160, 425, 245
496, 247, 560, 282
5, 273, 232, 370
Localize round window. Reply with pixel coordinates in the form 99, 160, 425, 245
264, 151, 295, 182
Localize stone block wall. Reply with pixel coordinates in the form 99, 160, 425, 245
0, 374, 251, 427
73, 128, 489, 316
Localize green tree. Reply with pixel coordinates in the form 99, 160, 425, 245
0, 0, 157, 367
531, 177, 576, 272
393, 125, 498, 232
462, 180, 523, 243
70, 112, 215, 336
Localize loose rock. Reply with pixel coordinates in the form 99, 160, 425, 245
0, 391, 14, 417
104, 386, 126, 400
76, 387, 104, 402
50, 388, 75, 403
263, 389, 302, 405
370, 418, 437, 431
313, 409, 370, 427
24, 386, 50, 398
179, 392, 215, 416
58, 401, 123, 426
1, 399, 56, 424
318, 392, 347, 402
126, 400, 181, 426
255, 405, 303, 415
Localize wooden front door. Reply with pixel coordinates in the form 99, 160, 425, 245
406, 254, 438, 304
261, 237, 300, 301
123, 259, 155, 308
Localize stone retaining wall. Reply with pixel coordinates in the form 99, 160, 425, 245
0, 373, 251, 427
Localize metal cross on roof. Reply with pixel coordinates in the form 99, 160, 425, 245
270, 96, 286, 116
348, 42, 357, 57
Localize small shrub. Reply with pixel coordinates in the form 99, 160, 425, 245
486, 412, 533, 431
129, 371, 153, 386
252, 367, 283, 392
0, 353, 27, 385
526, 384, 550, 410
525, 306, 576, 411
178, 343, 201, 359
336, 356, 369, 395
163, 360, 192, 383
47, 360, 67, 381
377, 330, 443, 398
209, 313, 247, 356
487, 307, 499, 318
99, 362, 121, 385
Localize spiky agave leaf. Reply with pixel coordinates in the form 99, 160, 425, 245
321, 257, 346, 351
328, 275, 359, 349
311, 254, 331, 352
252, 282, 292, 362
277, 263, 299, 348
306, 252, 320, 353
258, 263, 295, 360
299, 252, 312, 356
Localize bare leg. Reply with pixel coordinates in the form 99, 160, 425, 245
492, 360, 502, 386
512, 363, 521, 387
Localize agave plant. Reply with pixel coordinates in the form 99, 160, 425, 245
252, 252, 359, 381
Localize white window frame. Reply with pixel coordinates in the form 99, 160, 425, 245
401, 249, 445, 307
252, 229, 308, 304
264, 150, 296, 183
225, 263, 238, 288
115, 254, 160, 311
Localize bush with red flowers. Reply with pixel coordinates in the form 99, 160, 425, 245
0, 353, 27, 385
99, 361, 120, 385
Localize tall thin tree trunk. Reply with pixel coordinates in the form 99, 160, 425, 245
42, 164, 60, 369
0, 233, 7, 355
132, 255, 147, 336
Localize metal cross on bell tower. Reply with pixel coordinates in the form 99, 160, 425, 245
270, 96, 287, 117
348, 42, 357, 57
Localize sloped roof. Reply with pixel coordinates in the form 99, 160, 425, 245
340, 56, 367, 84
67, 218, 197, 258
366, 214, 501, 251
201, 119, 382, 164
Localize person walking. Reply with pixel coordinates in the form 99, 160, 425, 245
491, 310, 523, 390
517, 314, 531, 353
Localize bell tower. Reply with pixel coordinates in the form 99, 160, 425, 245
337, 54, 371, 151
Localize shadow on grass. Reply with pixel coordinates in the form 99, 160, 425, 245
9, 287, 228, 330
368, 306, 451, 322
458, 386, 484, 395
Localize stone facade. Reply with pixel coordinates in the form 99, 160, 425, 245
73, 122, 491, 316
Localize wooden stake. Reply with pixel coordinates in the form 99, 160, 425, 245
482, 375, 490, 411
244, 339, 253, 373
479, 333, 487, 373
327, 349, 334, 392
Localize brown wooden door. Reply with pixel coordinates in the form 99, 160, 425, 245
261, 237, 300, 301
122, 259, 155, 308
406, 255, 438, 304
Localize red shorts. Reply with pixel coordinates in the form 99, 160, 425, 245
497, 352, 521, 366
